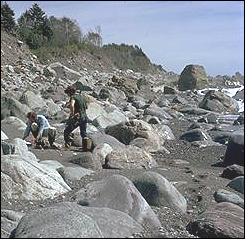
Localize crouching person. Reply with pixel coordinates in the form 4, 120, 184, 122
22, 111, 57, 149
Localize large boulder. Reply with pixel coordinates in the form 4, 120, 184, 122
1, 138, 71, 201
1, 116, 27, 139
221, 164, 244, 179
10, 202, 143, 238
108, 75, 139, 97
132, 171, 187, 214
105, 119, 165, 146
104, 144, 158, 169
199, 90, 239, 114
223, 132, 244, 166
180, 128, 212, 142
73, 174, 162, 228
186, 202, 244, 238
1, 209, 25, 238
19, 90, 47, 110
178, 64, 209, 91
1, 93, 31, 121
214, 189, 244, 209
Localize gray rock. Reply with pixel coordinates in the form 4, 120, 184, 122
199, 90, 239, 114
214, 189, 244, 208
178, 64, 209, 91
1, 209, 25, 238
132, 171, 187, 214
105, 145, 158, 170
223, 132, 244, 166
221, 164, 244, 179
73, 174, 162, 228
57, 166, 95, 182
180, 128, 212, 142
227, 176, 244, 193
19, 90, 47, 109
179, 107, 211, 115
186, 202, 244, 238
144, 105, 173, 120
1, 153, 71, 201
70, 151, 102, 171
1, 94, 31, 122
11, 202, 143, 238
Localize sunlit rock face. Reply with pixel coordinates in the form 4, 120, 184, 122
178, 64, 209, 91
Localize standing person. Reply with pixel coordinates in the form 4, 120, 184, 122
22, 111, 57, 149
63, 85, 88, 150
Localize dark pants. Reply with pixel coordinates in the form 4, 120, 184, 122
64, 115, 87, 145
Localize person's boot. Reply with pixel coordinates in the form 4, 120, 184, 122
82, 138, 87, 152
48, 127, 56, 147
63, 142, 71, 151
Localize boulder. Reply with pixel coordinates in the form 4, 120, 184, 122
227, 176, 244, 193
73, 174, 162, 228
223, 132, 244, 166
70, 151, 102, 171
1, 94, 31, 121
180, 128, 212, 142
19, 90, 47, 109
214, 189, 244, 208
105, 145, 158, 170
186, 202, 244, 238
199, 90, 239, 114
221, 164, 244, 179
1, 210, 25, 238
132, 171, 187, 213
10, 202, 143, 238
1, 153, 71, 201
178, 64, 209, 91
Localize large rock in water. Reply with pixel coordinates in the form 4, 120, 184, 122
178, 64, 209, 91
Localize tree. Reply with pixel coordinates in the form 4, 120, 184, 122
84, 26, 102, 47
48, 16, 82, 47
16, 3, 52, 49
1, 1, 15, 32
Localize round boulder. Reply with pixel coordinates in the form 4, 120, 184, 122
178, 64, 209, 91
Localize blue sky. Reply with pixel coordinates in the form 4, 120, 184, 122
6, 1, 244, 76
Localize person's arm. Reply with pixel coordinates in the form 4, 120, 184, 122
37, 118, 45, 140
69, 98, 75, 118
84, 96, 88, 110
22, 122, 31, 140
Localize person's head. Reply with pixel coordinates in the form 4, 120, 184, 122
64, 86, 76, 96
27, 111, 38, 123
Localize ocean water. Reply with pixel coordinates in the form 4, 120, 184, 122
198, 85, 244, 113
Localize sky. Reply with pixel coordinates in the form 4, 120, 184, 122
6, 1, 244, 77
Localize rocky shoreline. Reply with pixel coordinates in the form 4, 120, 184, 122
1, 31, 244, 238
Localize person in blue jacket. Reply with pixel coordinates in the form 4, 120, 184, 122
22, 111, 56, 148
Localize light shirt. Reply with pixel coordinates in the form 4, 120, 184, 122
23, 115, 50, 139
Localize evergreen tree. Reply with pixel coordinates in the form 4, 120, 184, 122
1, 1, 15, 32
17, 3, 52, 49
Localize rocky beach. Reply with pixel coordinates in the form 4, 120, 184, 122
1, 30, 244, 238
